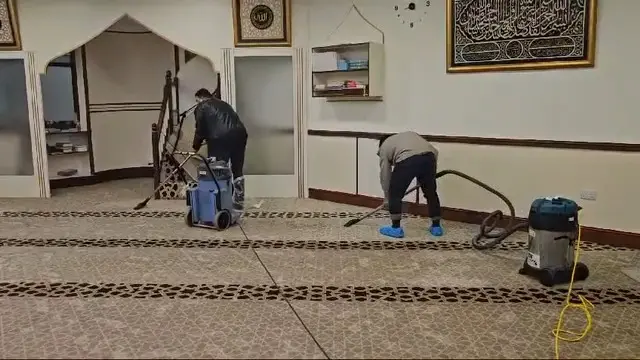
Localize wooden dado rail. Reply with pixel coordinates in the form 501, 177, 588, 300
307, 130, 640, 152
307, 129, 640, 249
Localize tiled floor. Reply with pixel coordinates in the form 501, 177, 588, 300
0, 179, 638, 359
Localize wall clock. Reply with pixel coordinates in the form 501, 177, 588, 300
394, 1, 430, 28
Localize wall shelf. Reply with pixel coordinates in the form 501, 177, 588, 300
312, 68, 369, 75
311, 42, 384, 101
44, 119, 93, 183
50, 171, 92, 181
46, 129, 89, 135
327, 96, 383, 102
48, 150, 89, 156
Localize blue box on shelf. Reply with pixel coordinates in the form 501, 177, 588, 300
347, 59, 368, 70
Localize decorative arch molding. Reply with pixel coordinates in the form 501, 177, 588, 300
39, 14, 217, 74
39, 13, 130, 71
18, 0, 230, 74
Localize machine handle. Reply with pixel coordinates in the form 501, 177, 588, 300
551, 198, 565, 205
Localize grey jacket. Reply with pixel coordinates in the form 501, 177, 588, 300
378, 131, 439, 199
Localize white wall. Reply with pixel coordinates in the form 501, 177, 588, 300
85, 18, 174, 171
305, 0, 638, 143
303, 0, 640, 233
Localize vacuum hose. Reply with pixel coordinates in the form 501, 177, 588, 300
435, 170, 528, 250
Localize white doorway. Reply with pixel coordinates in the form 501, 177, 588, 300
228, 49, 302, 198
0, 53, 48, 197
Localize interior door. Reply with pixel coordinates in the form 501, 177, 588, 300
233, 54, 298, 197
0, 53, 48, 197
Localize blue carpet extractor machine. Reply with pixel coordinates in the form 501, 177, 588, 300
133, 151, 240, 230
343, 169, 589, 287
183, 154, 241, 230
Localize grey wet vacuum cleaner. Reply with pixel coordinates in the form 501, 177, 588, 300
519, 197, 589, 287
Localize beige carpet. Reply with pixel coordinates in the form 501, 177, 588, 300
0, 179, 638, 359
622, 267, 640, 283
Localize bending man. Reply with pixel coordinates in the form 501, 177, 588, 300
378, 131, 443, 238
192, 88, 248, 210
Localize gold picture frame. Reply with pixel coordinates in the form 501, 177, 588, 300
0, 0, 21, 50
232, 0, 292, 47
446, 0, 597, 73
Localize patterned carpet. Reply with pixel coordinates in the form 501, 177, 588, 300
0, 179, 638, 359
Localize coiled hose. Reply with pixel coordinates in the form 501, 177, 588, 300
435, 170, 529, 250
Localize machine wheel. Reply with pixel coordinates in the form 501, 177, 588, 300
539, 269, 555, 287
214, 209, 232, 230
573, 262, 590, 282
185, 208, 194, 227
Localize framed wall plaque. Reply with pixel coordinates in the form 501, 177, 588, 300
446, 0, 597, 73
232, 0, 292, 47
0, 0, 21, 50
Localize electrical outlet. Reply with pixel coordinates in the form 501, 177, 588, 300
580, 190, 597, 201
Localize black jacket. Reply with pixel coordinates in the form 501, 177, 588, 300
192, 98, 247, 150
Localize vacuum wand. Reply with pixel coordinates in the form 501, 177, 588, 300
179, 103, 198, 119
343, 184, 420, 227
133, 153, 196, 210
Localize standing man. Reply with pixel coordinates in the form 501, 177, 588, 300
192, 88, 248, 211
377, 131, 443, 238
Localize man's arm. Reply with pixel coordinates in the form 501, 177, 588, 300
192, 107, 206, 151
379, 156, 392, 201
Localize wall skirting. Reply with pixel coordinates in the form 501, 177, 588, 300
307, 130, 640, 152
50, 166, 154, 189
308, 188, 640, 249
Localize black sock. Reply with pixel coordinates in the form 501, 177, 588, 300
392, 219, 401, 228
432, 219, 440, 227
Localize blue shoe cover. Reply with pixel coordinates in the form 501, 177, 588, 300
379, 225, 405, 238
429, 225, 444, 237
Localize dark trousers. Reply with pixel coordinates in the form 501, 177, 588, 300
207, 130, 247, 179
388, 152, 441, 221
207, 131, 247, 209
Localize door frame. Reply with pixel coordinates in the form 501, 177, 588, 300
220, 47, 306, 198
0, 51, 49, 198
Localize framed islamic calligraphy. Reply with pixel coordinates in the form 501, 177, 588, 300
232, 0, 292, 47
0, 0, 21, 50
446, 0, 597, 73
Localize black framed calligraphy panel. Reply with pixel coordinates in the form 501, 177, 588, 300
446, 0, 597, 73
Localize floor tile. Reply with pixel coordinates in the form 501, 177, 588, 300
254, 249, 639, 289
247, 197, 371, 212
290, 302, 640, 359
239, 216, 528, 244
0, 299, 326, 359
0, 217, 246, 239
0, 247, 269, 284
0, 179, 637, 359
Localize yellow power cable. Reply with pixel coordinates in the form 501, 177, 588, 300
552, 221, 595, 359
